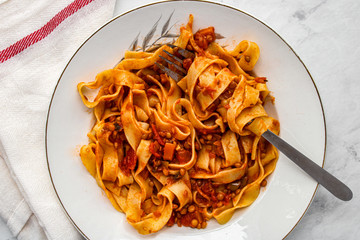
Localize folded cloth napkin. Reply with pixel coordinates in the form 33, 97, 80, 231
0, 142, 47, 239
0, 0, 116, 239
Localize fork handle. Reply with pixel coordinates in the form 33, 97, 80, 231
262, 130, 353, 201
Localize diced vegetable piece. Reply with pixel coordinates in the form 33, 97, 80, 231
163, 142, 176, 161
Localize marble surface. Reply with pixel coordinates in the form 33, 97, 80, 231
1, 0, 359, 239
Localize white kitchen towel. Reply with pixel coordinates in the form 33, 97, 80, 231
0, 142, 47, 239
0, 0, 116, 239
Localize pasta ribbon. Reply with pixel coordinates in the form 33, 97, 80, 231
230, 40, 260, 71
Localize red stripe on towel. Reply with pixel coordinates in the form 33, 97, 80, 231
0, 0, 94, 63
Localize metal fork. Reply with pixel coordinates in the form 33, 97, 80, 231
155, 44, 194, 82
155, 45, 353, 201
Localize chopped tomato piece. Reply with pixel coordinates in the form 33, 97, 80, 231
176, 149, 192, 164
151, 123, 165, 146
183, 58, 193, 70
209, 151, 216, 159
180, 212, 197, 227
166, 214, 176, 227
197, 27, 215, 41
120, 148, 137, 176
194, 27, 215, 50
149, 141, 162, 158
163, 142, 176, 161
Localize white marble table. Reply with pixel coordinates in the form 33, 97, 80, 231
1, 0, 359, 239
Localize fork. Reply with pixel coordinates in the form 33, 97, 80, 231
155, 44, 194, 82
156, 44, 353, 201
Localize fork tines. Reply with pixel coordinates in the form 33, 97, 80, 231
159, 55, 187, 74
155, 62, 184, 82
167, 44, 195, 59
163, 49, 183, 64
155, 44, 194, 82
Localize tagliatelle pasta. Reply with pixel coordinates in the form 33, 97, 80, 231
77, 15, 280, 235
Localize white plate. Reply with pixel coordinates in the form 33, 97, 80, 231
46, 1, 326, 239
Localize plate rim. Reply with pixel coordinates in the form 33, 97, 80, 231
45, 0, 327, 239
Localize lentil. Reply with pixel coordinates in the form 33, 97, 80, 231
221, 98, 229, 106
149, 180, 154, 187
188, 205, 195, 213
180, 208, 187, 215
201, 221, 207, 228
180, 168, 186, 176
216, 192, 225, 201
195, 142, 200, 150
191, 219, 198, 228
261, 179, 267, 187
